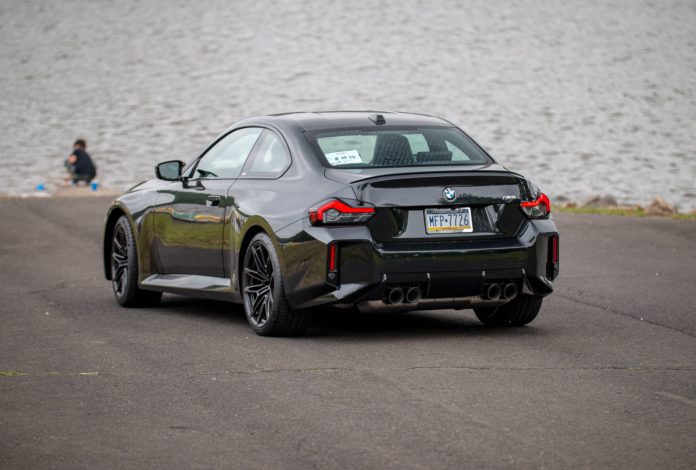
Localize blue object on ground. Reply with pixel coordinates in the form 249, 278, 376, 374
91, 181, 99, 191
36, 183, 46, 191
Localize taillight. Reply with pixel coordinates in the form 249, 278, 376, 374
309, 199, 375, 225
520, 193, 551, 219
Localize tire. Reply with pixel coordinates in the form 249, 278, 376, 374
110, 216, 162, 307
474, 295, 542, 327
241, 233, 309, 336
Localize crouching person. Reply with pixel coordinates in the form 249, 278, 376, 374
64, 139, 97, 184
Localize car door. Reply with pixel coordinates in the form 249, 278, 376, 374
226, 129, 293, 279
152, 127, 263, 277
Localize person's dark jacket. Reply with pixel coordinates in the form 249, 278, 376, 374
71, 149, 97, 178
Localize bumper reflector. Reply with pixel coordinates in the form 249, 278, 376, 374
547, 234, 559, 280
327, 243, 339, 287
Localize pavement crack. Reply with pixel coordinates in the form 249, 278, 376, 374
405, 365, 696, 372
0, 367, 358, 378
222, 367, 356, 376
555, 293, 696, 338
655, 392, 696, 408
4, 365, 694, 379
6, 277, 98, 297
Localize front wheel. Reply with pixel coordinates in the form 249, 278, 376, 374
110, 216, 162, 307
474, 295, 543, 327
242, 233, 309, 336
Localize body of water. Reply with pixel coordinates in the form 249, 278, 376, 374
1, 0, 695, 209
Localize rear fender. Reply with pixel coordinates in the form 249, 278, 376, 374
235, 216, 283, 293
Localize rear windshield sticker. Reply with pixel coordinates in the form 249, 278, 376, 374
325, 150, 362, 166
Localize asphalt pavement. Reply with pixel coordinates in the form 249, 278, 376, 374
1, 196, 695, 469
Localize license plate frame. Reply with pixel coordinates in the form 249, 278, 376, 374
424, 207, 474, 234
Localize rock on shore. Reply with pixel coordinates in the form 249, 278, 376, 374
580, 195, 619, 208
645, 196, 677, 216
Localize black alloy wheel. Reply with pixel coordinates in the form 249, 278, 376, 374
111, 222, 129, 298
243, 240, 275, 328
242, 233, 309, 336
110, 216, 162, 307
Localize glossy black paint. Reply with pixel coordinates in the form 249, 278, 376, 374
103, 111, 559, 311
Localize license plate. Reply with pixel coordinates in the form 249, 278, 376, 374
425, 207, 473, 234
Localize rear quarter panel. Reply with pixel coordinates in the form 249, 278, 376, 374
230, 173, 356, 285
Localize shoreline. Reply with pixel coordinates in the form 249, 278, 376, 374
555, 194, 696, 220
2, 190, 694, 220
557, 205, 696, 220
0, 185, 122, 200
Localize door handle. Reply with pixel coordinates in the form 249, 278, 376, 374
206, 195, 221, 207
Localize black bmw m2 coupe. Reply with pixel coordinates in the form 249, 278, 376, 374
104, 112, 559, 336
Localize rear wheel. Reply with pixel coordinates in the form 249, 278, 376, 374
110, 216, 162, 307
242, 233, 309, 336
474, 295, 542, 327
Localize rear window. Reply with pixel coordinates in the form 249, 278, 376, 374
308, 127, 492, 168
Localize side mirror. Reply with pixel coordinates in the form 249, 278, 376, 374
155, 160, 185, 181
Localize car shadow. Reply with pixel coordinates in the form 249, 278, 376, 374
156, 294, 547, 340
157, 295, 248, 326
309, 307, 546, 340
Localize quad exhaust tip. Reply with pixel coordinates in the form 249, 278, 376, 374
385, 286, 422, 305
387, 282, 513, 305
386, 287, 404, 305
405, 286, 422, 304
484, 282, 518, 301
503, 282, 518, 300
486, 283, 502, 301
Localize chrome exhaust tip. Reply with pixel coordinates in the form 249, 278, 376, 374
486, 283, 502, 301
386, 287, 404, 305
503, 282, 518, 300
405, 286, 422, 304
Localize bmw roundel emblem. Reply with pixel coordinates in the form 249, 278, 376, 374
443, 187, 456, 201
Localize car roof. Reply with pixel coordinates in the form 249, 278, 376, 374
255, 111, 454, 131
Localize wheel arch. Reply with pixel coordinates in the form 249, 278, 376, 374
236, 218, 284, 292
103, 204, 137, 280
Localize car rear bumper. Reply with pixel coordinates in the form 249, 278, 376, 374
277, 218, 558, 311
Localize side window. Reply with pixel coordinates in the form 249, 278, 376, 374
245, 131, 291, 178
446, 140, 472, 161
193, 128, 262, 179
